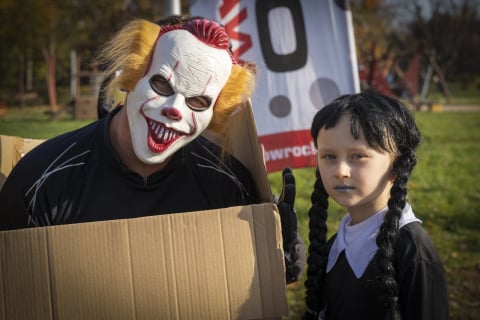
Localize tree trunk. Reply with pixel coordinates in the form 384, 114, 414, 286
428, 52, 451, 102
18, 55, 26, 109
41, 46, 59, 119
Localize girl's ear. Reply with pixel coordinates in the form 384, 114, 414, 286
389, 171, 397, 182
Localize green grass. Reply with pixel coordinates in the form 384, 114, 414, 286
1, 106, 479, 319
0, 105, 93, 139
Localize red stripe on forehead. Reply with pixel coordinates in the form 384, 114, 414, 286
201, 76, 213, 96
158, 19, 236, 64
167, 61, 180, 81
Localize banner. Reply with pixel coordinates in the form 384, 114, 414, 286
190, 0, 360, 173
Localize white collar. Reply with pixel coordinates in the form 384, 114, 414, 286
326, 203, 421, 278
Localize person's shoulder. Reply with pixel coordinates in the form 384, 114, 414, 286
52, 119, 101, 143
190, 135, 222, 153
17, 119, 103, 166
189, 136, 246, 172
187, 136, 258, 202
398, 222, 433, 247
397, 221, 443, 266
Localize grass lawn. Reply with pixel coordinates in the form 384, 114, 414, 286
1, 105, 479, 319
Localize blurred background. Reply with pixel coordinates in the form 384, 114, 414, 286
0, 0, 478, 118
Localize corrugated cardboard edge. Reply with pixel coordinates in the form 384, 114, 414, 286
0, 204, 288, 319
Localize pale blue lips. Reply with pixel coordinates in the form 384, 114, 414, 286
334, 186, 355, 193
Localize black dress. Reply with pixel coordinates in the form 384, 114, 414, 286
325, 222, 449, 319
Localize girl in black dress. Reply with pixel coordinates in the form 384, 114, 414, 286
303, 90, 448, 319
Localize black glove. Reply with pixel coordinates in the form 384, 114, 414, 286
277, 167, 301, 284
278, 167, 297, 251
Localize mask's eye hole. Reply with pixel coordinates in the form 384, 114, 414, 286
185, 96, 211, 111
150, 75, 173, 96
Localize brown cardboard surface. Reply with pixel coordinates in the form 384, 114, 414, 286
227, 100, 272, 203
0, 204, 287, 319
0, 135, 44, 190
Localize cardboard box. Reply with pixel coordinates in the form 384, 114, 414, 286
0, 204, 286, 319
0, 102, 289, 319
0, 135, 44, 190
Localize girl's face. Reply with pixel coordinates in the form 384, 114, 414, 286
316, 113, 395, 224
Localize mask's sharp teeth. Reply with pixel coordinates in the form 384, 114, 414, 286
148, 117, 182, 143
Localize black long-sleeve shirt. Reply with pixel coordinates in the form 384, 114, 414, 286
0, 108, 258, 230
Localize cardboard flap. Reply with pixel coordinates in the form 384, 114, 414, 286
0, 204, 288, 319
0, 135, 44, 190
203, 100, 272, 203
0, 227, 52, 319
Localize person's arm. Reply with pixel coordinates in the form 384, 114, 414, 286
277, 167, 305, 284
396, 223, 449, 319
0, 161, 31, 230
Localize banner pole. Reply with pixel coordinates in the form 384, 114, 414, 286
165, 0, 181, 15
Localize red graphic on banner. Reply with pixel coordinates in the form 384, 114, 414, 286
260, 130, 317, 173
219, 0, 252, 61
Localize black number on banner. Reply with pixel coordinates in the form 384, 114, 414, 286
256, 0, 307, 72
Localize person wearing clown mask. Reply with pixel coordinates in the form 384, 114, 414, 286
0, 16, 304, 284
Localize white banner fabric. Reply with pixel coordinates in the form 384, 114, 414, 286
190, 0, 360, 172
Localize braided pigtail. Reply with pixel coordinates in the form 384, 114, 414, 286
303, 93, 349, 318
373, 92, 421, 319
303, 168, 330, 318
375, 185, 403, 319
376, 149, 417, 319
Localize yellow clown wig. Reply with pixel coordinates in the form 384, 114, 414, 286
95, 17, 256, 151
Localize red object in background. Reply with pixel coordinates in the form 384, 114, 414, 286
359, 59, 395, 97
403, 53, 421, 97
0, 101, 6, 119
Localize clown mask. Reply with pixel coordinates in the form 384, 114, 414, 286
125, 29, 233, 164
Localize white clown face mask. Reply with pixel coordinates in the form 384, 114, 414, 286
126, 29, 233, 164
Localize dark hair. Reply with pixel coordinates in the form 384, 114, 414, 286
155, 15, 203, 26
304, 90, 421, 319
